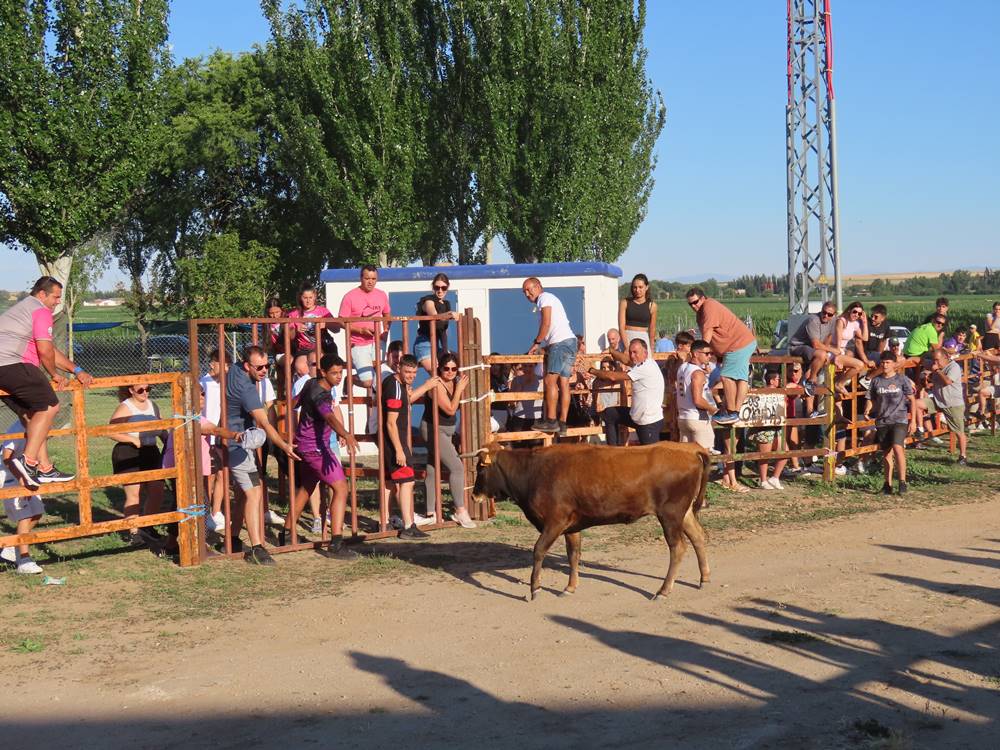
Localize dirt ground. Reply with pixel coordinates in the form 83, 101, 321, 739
3, 493, 998, 750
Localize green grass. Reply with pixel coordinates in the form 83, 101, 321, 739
11, 637, 45, 654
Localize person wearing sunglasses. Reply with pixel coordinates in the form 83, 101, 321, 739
788, 301, 841, 398
414, 273, 462, 374
225, 345, 301, 565
830, 302, 869, 389
419, 352, 475, 528
108, 383, 168, 546
903, 314, 947, 367
684, 287, 757, 426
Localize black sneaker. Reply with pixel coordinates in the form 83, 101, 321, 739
399, 524, 431, 541
558, 421, 569, 436
534, 419, 560, 434
881, 483, 893, 495
244, 544, 275, 565
957, 456, 968, 466
121, 529, 146, 547
9, 454, 40, 489
322, 537, 360, 560
897, 480, 908, 495
36, 464, 75, 483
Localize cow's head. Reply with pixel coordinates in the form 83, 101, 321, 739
472, 440, 504, 503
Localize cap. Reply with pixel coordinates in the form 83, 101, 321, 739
969, 324, 977, 330
240, 426, 267, 451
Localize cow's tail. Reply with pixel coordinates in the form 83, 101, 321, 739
693, 449, 711, 514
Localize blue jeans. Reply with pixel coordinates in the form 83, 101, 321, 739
414, 334, 445, 363
602, 407, 663, 446
545, 338, 578, 378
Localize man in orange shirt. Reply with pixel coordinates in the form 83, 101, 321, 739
685, 287, 757, 425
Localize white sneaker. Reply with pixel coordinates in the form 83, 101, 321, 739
930, 436, 945, 446
767, 477, 785, 490
0, 546, 16, 563
414, 513, 436, 527
759, 479, 776, 490
311, 517, 322, 534
834, 465, 847, 476
206, 511, 225, 533
264, 510, 286, 526
16, 558, 43, 575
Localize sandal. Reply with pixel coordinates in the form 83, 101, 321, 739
449, 512, 477, 529
722, 481, 750, 494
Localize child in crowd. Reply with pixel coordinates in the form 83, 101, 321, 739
864, 352, 916, 495
0, 421, 44, 574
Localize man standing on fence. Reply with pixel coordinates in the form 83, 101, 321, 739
226, 345, 300, 565
685, 287, 756, 426
335, 265, 391, 394
523, 278, 578, 435
0, 277, 93, 488
586, 338, 665, 445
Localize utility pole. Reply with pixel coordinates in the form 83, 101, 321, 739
786, 0, 842, 315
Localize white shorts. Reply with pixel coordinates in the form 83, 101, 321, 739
678, 418, 715, 451
351, 343, 377, 385
3, 494, 43, 522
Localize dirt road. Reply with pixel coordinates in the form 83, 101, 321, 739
5, 498, 999, 749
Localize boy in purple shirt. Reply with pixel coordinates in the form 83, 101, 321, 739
280, 353, 360, 558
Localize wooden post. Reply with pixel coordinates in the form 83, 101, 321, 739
71, 384, 92, 527
175, 375, 199, 567
824, 363, 837, 482
187, 321, 206, 564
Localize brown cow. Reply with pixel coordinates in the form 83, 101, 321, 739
473, 441, 711, 601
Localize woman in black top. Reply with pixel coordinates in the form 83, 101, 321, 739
618, 273, 658, 351
414, 272, 461, 373
419, 352, 474, 528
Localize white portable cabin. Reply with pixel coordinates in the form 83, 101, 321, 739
320, 261, 624, 357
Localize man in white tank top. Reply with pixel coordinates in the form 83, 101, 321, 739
676, 341, 717, 450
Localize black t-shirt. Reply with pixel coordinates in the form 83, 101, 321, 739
422, 383, 457, 427
416, 295, 451, 338
381, 373, 411, 463
866, 319, 890, 354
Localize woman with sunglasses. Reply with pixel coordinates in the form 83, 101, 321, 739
414, 273, 461, 374
419, 352, 475, 528
618, 273, 658, 352
836, 301, 870, 364
288, 285, 336, 357
108, 383, 167, 544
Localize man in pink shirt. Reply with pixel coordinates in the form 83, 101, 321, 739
0, 277, 94, 488
335, 265, 391, 391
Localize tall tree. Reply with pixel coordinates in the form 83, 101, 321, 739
0, 0, 170, 291
173, 233, 277, 318
474, 0, 665, 263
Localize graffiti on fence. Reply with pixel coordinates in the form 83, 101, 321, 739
738, 393, 785, 426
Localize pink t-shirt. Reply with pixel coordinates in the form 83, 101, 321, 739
338, 287, 391, 345
287, 306, 333, 351
24, 306, 53, 366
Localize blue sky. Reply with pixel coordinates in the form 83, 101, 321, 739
4, 0, 996, 289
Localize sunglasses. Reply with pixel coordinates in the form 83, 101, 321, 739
441, 366, 458, 372
820, 311, 835, 318
132, 387, 149, 394
686, 298, 701, 308
433, 285, 448, 291
249, 363, 268, 372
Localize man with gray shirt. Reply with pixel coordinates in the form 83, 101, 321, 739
924, 348, 968, 465
788, 301, 840, 393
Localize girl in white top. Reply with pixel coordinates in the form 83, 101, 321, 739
836, 302, 868, 358
108, 384, 165, 538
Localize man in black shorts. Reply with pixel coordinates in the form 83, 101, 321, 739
864, 352, 916, 495
0, 277, 93, 488
381, 354, 438, 539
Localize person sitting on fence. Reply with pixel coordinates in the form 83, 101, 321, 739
943, 327, 969, 354
605, 328, 624, 353
864, 351, 916, 495
0, 276, 93, 489
587, 338, 665, 446
864, 304, 891, 363
675, 339, 716, 451
419, 352, 475, 529
618, 273, 658, 352
414, 273, 461, 374
968, 325, 982, 351
226, 345, 300, 565
0, 421, 45, 574
335, 265, 391, 398
904, 314, 946, 368
507, 362, 543, 435
685, 286, 757, 426
108, 383, 169, 547
971, 333, 1000, 431
788, 301, 859, 399
752, 369, 791, 490
523, 277, 578, 435
927, 297, 949, 326
835, 302, 872, 376
985, 302, 1000, 336
288, 284, 336, 357
200, 348, 231, 533
921, 347, 969, 465
382, 354, 439, 540
278, 353, 359, 558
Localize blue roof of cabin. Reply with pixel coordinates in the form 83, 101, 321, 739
320, 261, 622, 283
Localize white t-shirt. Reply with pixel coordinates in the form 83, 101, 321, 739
676, 362, 710, 421
1, 419, 25, 489
512, 364, 544, 420
292, 373, 310, 399
627, 357, 665, 426
257, 377, 276, 405
536, 291, 575, 347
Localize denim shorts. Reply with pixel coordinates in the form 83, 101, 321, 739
720, 340, 757, 382
545, 338, 578, 379
413, 334, 445, 363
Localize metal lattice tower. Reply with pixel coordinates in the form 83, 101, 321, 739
786, 0, 842, 315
